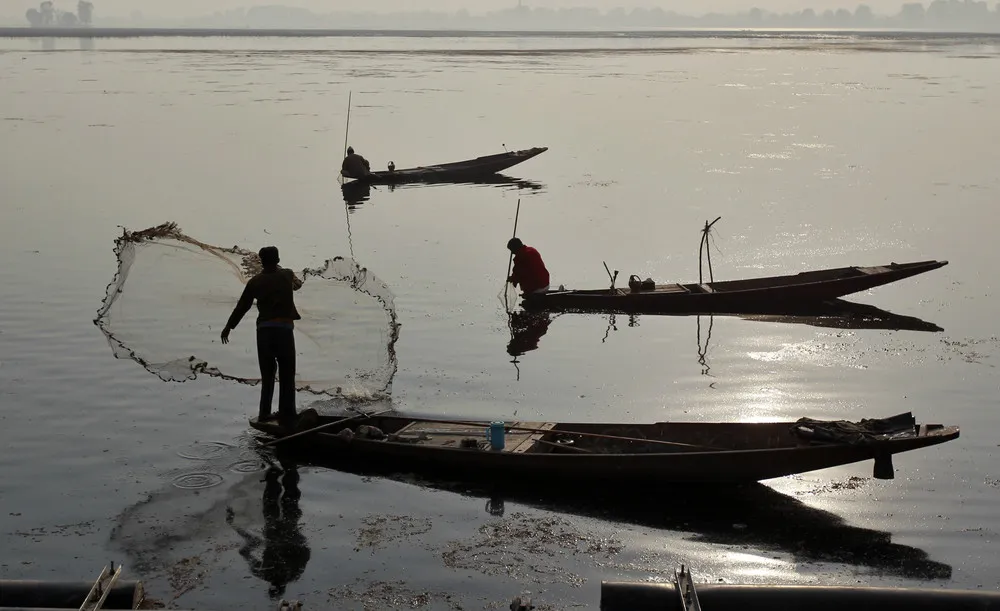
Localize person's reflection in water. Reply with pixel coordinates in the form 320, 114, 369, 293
226, 459, 310, 600
341, 181, 371, 208
506, 310, 553, 357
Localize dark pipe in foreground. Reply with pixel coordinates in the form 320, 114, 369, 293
0, 581, 142, 609
600, 582, 1000, 611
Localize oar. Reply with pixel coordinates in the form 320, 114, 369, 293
261, 408, 391, 447
401, 416, 722, 451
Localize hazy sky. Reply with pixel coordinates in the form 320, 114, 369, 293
8, 0, 921, 20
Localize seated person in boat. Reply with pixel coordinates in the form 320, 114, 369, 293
341, 146, 372, 179
506, 238, 550, 294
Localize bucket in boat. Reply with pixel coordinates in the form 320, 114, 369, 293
488, 421, 506, 450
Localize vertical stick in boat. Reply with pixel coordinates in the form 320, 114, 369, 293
698, 216, 722, 284
503, 198, 522, 312
341, 90, 353, 161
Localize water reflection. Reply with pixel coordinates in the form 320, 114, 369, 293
595, 299, 943, 379
111, 442, 312, 601
509, 299, 941, 380
227, 455, 310, 600
734, 299, 944, 333
274, 452, 951, 581
341, 174, 545, 208
507, 310, 555, 357
510, 300, 941, 364
507, 310, 558, 380
590, 299, 941, 342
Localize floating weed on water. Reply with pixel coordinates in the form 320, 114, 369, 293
329, 579, 465, 611
570, 174, 617, 188
13, 520, 98, 540
166, 556, 209, 601
441, 512, 622, 587
938, 336, 999, 367
353, 514, 433, 553
796, 476, 870, 496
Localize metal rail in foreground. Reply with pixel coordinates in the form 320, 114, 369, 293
78, 561, 123, 611
675, 564, 702, 611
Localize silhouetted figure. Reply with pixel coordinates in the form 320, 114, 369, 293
221, 246, 303, 427
506, 310, 552, 357
506, 238, 550, 294
341, 146, 372, 179
227, 462, 310, 600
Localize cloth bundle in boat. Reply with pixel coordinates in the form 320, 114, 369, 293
791, 412, 917, 445
94, 222, 400, 400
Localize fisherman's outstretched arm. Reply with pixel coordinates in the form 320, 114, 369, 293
225, 281, 256, 330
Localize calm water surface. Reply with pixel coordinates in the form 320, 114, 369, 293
1, 32, 998, 609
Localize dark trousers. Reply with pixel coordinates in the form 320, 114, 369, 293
256, 327, 296, 424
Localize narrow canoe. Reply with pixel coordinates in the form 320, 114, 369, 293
342, 146, 548, 185
249, 411, 958, 485
521, 260, 948, 315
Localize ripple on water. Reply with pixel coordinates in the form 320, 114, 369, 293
228, 459, 267, 474
171, 472, 225, 490
175, 441, 235, 461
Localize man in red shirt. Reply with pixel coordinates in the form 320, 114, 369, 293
507, 238, 550, 294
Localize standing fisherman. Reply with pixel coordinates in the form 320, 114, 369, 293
221, 246, 302, 428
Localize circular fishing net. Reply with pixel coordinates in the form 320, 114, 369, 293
94, 222, 399, 401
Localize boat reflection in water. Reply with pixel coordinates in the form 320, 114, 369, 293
341, 174, 545, 208
277, 448, 951, 582
507, 298, 942, 375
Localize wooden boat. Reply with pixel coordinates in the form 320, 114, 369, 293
249, 411, 958, 484
342, 146, 548, 185
520, 260, 948, 315
601, 565, 1000, 611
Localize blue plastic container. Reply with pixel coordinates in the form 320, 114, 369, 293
488, 421, 506, 450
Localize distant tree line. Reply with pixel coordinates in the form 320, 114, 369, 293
177, 1, 1000, 31
25, 0, 93, 26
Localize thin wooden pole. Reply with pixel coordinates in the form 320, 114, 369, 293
341, 91, 352, 161
503, 198, 521, 312
505, 199, 521, 283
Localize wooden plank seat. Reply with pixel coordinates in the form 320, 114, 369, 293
392, 420, 556, 453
